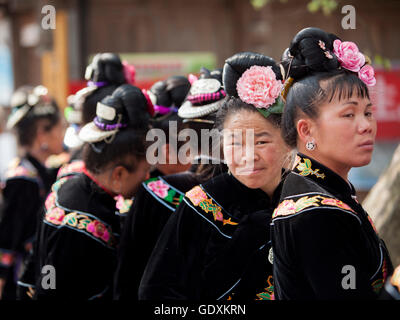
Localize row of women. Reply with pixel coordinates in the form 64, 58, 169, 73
0, 27, 399, 300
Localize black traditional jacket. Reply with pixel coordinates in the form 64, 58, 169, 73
17, 160, 85, 299
138, 172, 284, 300
33, 169, 120, 300
0, 154, 55, 300
114, 168, 201, 300
271, 153, 393, 300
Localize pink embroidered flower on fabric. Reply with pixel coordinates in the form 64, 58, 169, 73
358, 65, 376, 87
333, 39, 365, 72
236, 66, 283, 109
147, 180, 170, 199
45, 192, 56, 210
87, 220, 110, 242
46, 207, 65, 225
186, 186, 207, 206
273, 199, 296, 218
321, 198, 354, 212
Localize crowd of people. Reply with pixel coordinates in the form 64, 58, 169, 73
0, 27, 399, 301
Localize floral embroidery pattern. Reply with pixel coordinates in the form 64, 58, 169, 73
185, 186, 207, 205
45, 210, 116, 248
255, 275, 274, 300
147, 179, 170, 198
115, 195, 133, 214
296, 157, 325, 179
5, 158, 37, 180
273, 195, 356, 219
186, 186, 238, 226
44, 177, 116, 248
0, 250, 15, 267
56, 160, 85, 179
144, 177, 185, 210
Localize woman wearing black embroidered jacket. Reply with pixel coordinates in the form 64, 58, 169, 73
0, 86, 65, 300
113, 68, 227, 300
138, 52, 290, 300
271, 27, 393, 300
34, 84, 151, 299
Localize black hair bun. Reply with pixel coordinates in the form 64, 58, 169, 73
282, 27, 340, 80
223, 52, 282, 97
150, 75, 190, 108
108, 84, 150, 130
85, 53, 126, 84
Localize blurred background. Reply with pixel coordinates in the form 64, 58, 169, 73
0, 0, 399, 199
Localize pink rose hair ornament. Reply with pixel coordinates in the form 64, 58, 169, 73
236, 65, 284, 118
332, 39, 376, 87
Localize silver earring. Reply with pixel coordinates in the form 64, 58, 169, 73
40, 143, 49, 151
227, 168, 231, 175
306, 140, 316, 151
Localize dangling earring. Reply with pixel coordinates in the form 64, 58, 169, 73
306, 139, 316, 151
227, 168, 231, 175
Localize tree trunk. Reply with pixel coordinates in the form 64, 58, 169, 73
363, 143, 400, 267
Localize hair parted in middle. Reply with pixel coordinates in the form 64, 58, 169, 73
280, 27, 372, 148
216, 51, 284, 130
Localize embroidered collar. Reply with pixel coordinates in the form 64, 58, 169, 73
293, 153, 357, 200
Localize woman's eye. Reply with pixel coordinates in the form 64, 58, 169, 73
343, 114, 354, 118
365, 111, 373, 117
256, 141, 269, 145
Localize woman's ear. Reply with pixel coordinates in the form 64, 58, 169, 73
297, 118, 315, 144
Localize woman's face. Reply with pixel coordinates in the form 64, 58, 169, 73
223, 110, 289, 196
44, 118, 67, 155
119, 159, 151, 199
304, 93, 376, 175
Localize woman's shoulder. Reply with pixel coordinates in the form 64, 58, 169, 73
4, 157, 39, 183
273, 172, 360, 223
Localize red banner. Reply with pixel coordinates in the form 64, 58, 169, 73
370, 69, 400, 140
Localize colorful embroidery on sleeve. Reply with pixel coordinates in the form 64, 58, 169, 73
44, 178, 116, 249
56, 160, 85, 179
143, 177, 184, 210
255, 275, 274, 300
186, 185, 238, 226
273, 195, 356, 219
5, 158, 38, 180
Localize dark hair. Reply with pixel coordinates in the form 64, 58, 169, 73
216, 52, 283, 129
150, 76, 190, 108
281, 27, 370, 147
13, 87, 61, 147
83, 84, 150, 174
81, 53, 127, 125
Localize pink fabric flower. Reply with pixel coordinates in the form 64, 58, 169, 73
236, 66, 282, 109
333, 39, 365, 72
358, 65, 376, 87
147, 180, 170, 198
123, 61, 136, 85
87, 220, 110, 242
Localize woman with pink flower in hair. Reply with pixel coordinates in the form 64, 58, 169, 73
139, 52, 290, 300
271, 27, 394, 300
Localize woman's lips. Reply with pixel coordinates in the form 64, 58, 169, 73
358, 140, 374, 151
235, 167, 264, 175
